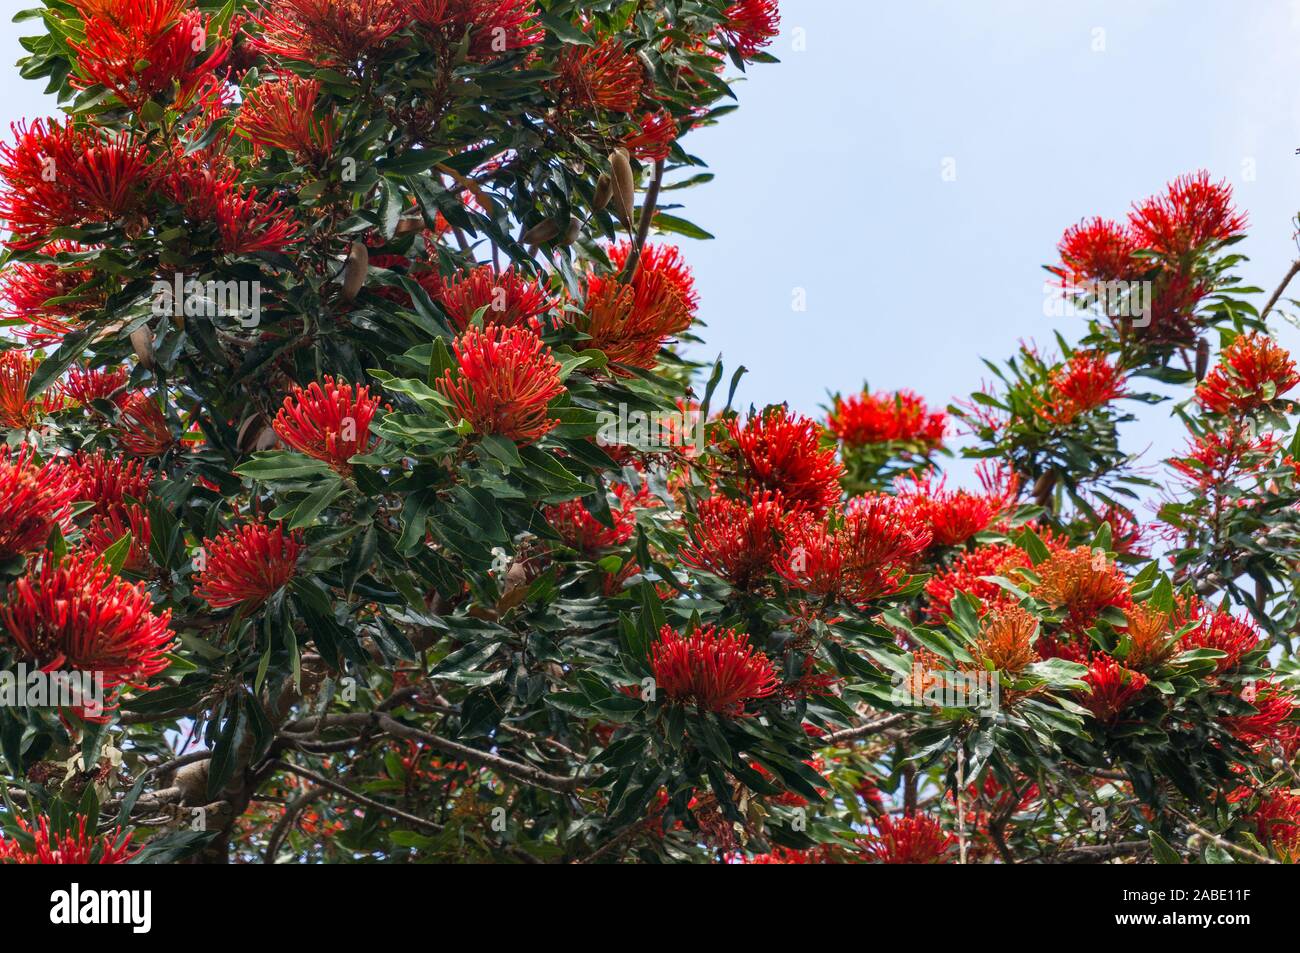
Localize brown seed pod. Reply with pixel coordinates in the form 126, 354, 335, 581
521, 219, 561, 245
608, 148, 635, 227
341, 241, 368, 302
593, 172, 613, 211
129, 325, 156, 369
1032, 470, 1057, 507
395, 211, 425, 235
173, 760, 210, 806
560, 218, 581, 245
1195, 337, 1210, 381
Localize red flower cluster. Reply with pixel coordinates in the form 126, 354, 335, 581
0, 242, 105, 344
434, 265, 555, 332
253, 0, 409, 67
896, 464, 1018, 547
1040, 351, 1127, 426
1032, 545, 1132, 635
1051, 173, 1246, 344
717, 0, 781, 59
924, 542, 1030, 622
409, 0, 543, 58
1081, 654, 1148, 723
273, 377, 384, 473
0, 351, 42, 430
1251, 792, 1300, 863
1178, 608, 1261, 673
0, 447, 76, 560
826, 389, 946, 450
435, 324, 565, 445
625, 109, 678, 162
580, 244, 698, 370
650, 623, 779, 717
680, 491, 791, 590
1, 551, 174, 698
1055, 217, 1140, 285
0, 119, 156, 246
195, 522, 304, 610
778, 493, 931, 605
65, 450, 154, 515
1129, 171, 1248, 258
555, 39, 644, 113
70, 0, 231, 109
0, 815, 138, 865
1221, 681, 1296, 749
62, 365, 128, 408
724, 407, 843, 516
1196, 333, 1300, 415
81, 502, 153, 573
858, 813, 955, 864
117, 391, 173, 457
235, 74, 338, 166
545, 481, 652, 555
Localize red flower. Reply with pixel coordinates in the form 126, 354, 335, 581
1080, 654, 1148, 723
896, 464, 1018, 547
0, 119, 157, 245
924, 542, 1030, 622
1222, 681, 1296, 748
625, 109, 677, 162
235, 74, 337, 165
777, 493, 931, 605
62, 364, 128, 408
544, 481, 650, 555
1040, 351, 1126, 426
435, 324, 565, 445
65, 450, 155, 514
650, 623, 779, 717
433, 265, 555, 332
1052, 217, 1140, 285
859, 813, 955, 864
580, 254, 697, 371
195, 521, 304, 610
0, 447, 76, 560
681, 491, 791, 590
1196, 333, 1300, 414
0, 242, 106, 345
1033, 545, 1132, 634
70, 0, 231, 109
555, 39, 644, 113
1170, 424, 1283, 491
0, 815, 138, 865
606, 241, 700, 318
253, 0, 409, 68
1178, 609, 1261, 673
409, 0, 542, 58
273, 376, 384, 473
717, 0, 780, 59
81, 501, 152, 572
0, 351, 42, 430
117, 391, 173, 457
736, 846, 835, 864
1128, 171, 1247, 258
724, 407, 843, 516
827, 389, 946, 450
1251, 792, 1300, 863
1, 551, 174, 697
213, 181, 302, 254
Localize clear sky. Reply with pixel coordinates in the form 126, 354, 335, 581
4, 2, 1300, 486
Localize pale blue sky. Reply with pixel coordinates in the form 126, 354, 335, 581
4, 2, 1300, 486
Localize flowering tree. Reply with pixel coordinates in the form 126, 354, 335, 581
0, 0, 1296, 867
